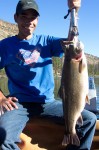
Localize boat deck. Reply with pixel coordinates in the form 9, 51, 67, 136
18, 118, 99, 150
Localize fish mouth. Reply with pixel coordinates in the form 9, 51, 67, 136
73, 52, 82, 61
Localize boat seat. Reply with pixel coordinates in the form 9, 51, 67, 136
18, 118, 99, 150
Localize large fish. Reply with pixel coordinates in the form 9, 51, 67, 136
59, 41, 89, 147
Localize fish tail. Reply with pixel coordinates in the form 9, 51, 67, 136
62, 133, 80, 147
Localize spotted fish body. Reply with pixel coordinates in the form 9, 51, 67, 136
59, 47, 88, 146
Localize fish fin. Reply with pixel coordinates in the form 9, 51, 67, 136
86, 95, 90, 104
79, 58, 86, 73
62, 134, 80, 147
77, 115, 83, 125
79, 59, 83, 73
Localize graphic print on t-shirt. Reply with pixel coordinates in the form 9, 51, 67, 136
16, 49, 40, 67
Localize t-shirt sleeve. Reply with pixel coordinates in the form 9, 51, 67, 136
47, 36, 64, 57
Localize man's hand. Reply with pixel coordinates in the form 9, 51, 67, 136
0, 92, 18, 115
68, 0, 81, 11
60, 39, 84, 53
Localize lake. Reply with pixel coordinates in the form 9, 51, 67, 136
0, 76, 99, 110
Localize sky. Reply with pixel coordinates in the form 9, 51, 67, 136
0, 0, 98, 57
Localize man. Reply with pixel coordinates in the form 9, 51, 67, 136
0, 0, 96, 149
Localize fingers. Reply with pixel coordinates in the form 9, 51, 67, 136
61, 40, 74, 45
61, 39, 84, 52
8, 97, 18, 102
2, 100, 18, 111
0, 97, 18, 115
7, 97, 18, 109
60, 40, 74, 52
3, 102, 11, 111
9, 100, 18, 109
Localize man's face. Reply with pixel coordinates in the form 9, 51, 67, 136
14, 9, 38, 39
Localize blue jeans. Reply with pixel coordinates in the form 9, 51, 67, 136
0, 100, 97, 150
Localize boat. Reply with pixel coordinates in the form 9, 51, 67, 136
17, 77, 99, 150
85, 76, 98, 113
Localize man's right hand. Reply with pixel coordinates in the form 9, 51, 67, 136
0, 91, 18, 115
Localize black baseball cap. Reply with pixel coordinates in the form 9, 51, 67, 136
16, 0, 40, 15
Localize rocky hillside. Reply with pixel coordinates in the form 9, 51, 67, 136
0, 19, 99, 66
0, 19, 18, 39
86, 53, 99, 65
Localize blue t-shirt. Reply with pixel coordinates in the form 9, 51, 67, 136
0, 34, 63, 103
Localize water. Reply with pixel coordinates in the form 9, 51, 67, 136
0, 76, 99, 107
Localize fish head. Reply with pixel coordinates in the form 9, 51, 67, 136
65, 41, 84, 61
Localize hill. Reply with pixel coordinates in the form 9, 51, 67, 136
0, 19, 18, 39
